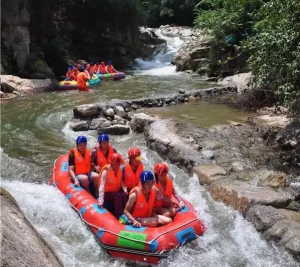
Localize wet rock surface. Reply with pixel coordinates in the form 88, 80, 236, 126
0, 187, 63, 267
1, 75, 57, 102
264, 219, 300, 261
71, 86, 236, 135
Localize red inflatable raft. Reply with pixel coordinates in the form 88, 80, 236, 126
50, 154, 205, 264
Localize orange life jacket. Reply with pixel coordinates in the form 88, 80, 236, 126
95, 145, 115, 169
100, 165, 122, 192
70, 148, 91, 175
154, 176, 173, 207
66, 71, 72, 78
106, 65, 115, 73
72, 71, 78, 81
99, 66, 106, 74
130, 186, 156, 218
123, 162, 144, 190
88, 67, 94, 76
93, 66, 98, 73
77, 72, 88, 88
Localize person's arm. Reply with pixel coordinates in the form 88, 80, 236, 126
97, 169, 107, 207
154, 187, 178, 206
172, 187, 185, 208
121, 179, 128, 194
124, 193, 141, 227
91, 149, 100, 173
68, 153, 79, 186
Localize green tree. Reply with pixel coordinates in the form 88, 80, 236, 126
245, 0, 300, 104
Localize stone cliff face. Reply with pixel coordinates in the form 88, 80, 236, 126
1, 1, 143, 78
1, 0, 31, 72
0, 187, 63, 267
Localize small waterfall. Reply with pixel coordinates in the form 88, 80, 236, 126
135, 28, 183, 76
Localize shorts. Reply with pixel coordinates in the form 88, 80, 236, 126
74, 172, 92, 182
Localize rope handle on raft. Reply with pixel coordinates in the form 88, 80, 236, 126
52, 157, 200, 246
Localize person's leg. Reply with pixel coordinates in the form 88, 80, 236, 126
112, 192, 128, 219
157, 214, 172, 226
76, 174, 89, 192
154, 206, 172, 218
163, 204, 177, 218
120, 191, 129, 212
138, 217, 158, 227
89, 172, 99, 197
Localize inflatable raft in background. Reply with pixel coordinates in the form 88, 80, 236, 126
96, 72, 125, 81
50, 154, 205, 264
59, 75, 101, 90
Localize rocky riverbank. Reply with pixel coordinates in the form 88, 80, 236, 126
0, 75, 57, 102
128, 112, 300, 260
0, 187, 63, 266
70, 89, 300, 261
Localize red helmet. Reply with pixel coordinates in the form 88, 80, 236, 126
128, 148, 141, 159
109, 153, 123, 165
154, 162, 169, 175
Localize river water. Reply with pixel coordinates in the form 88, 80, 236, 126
1, 30, 298, 267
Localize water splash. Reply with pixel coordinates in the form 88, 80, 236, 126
135, 28, 184, 76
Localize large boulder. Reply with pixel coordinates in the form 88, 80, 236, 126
192, 165, 227, 185
89, 118, 107, 130
218, 72, 252, 93
275, 121, 300, 150
1, 75, 56, 94
69, 120, 89, 132
73, 104, 99, 118
138, 27, 167, 59
97, 125, 130, 135
114, 106, 127, 119
0, 187, 63, 267
209, 180, 294, 214
171, 50, 191, 71
129, 113, 159, 133
145, 120, 208, 171
246, 205, 286, 231
264, 219, 300, 260
256, 170, 287, 188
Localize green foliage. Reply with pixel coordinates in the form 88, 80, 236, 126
141, 0, 196, 27
245, 0, 300, 104
195, 0, 262, 40
195, 0, 300, 104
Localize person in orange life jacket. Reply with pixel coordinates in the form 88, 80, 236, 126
84, 63, 92, 79
91, 134, 118, 175
77, 67, 90, 92
93, 62, 99, 74
153, 162, 184, 218
121, 148, 144, 193
71, 68, 78, 81
105, 61, 117, 73
97, 153, 128, 219
65, 67, 73, 80
68, 136, 99, 193
123, 171, 177, 228
98, 62, 108, 74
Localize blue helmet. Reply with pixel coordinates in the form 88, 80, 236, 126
98, 133, 109, 143
108, 60, 112, 64
140, 171, 154, 184
76, 136, 87, 145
